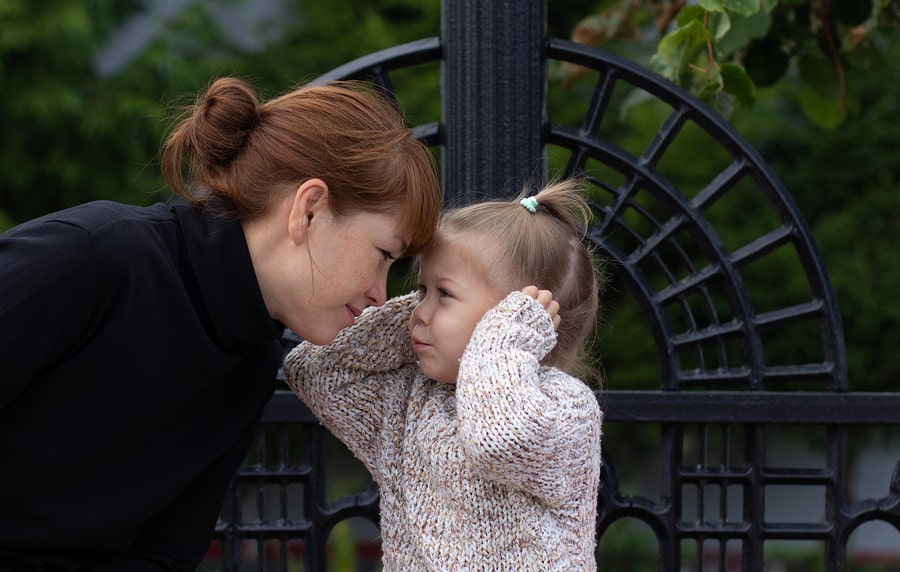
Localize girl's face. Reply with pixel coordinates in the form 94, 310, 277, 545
287, 207, 408, 346
409, 242, 504, 384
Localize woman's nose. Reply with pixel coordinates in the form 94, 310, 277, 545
365, 277, 387, 307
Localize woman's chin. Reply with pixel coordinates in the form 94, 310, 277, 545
290, 324, 341, 346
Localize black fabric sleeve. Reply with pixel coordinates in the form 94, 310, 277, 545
0, 221, 97, 411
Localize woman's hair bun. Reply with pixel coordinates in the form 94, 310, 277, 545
192, 77, 261, 168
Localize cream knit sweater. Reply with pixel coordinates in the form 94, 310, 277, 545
284, 291, 603, 571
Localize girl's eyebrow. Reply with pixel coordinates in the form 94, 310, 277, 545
433, 273, 467, 291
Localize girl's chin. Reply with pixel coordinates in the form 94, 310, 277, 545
419, 363, 458, 385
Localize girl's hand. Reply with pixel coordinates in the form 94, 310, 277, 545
522, 286, 561, 331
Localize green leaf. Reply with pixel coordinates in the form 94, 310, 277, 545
656, 19, 711, 77
721, 62, 756, 108
699, 0, 760, 17
799, 85, 846, 129
699, 87, 736, 118
797, 52, 840, 95
697, 0, 726, 13
677, 5, 706, 27
718, 9, 772, 55
712, 10, 732, 41
744, 36, 789, 87
722, 0, 761, 17
797, 54, 847, 127
698, 79, 722, 101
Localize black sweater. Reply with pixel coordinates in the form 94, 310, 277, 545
0, 201, 283, 571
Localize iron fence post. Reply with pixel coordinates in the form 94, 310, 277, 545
440, 0, 547, 205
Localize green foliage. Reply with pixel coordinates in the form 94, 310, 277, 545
552, 2, 900, 393
0, 0, 440, 227
730, 34, 900, 392
597, 518, 659, 570
565, 0, 894, 126
1, 0, 897, 396
0, 1, 200, 223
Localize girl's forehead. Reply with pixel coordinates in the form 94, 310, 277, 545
429, 232, 492, 260
421, 238, 510, 291
420, 240, 478, 270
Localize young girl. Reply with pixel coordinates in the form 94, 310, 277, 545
285, 179, 605, 570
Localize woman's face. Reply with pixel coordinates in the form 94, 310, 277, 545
284, 206, 408, 346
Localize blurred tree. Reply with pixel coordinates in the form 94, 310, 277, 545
0, 0, 216, 226
557, 0, 899, 127
0, 0, 440, 229
1, 0, 896, 397
548, 2, 900, 393
734, 36, 900, 392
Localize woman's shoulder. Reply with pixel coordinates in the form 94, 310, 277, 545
29, 200, 171, 232
3, 201, 179, 265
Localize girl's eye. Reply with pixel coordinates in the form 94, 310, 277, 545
415, 285, 452, 300
380, 249, 397, 261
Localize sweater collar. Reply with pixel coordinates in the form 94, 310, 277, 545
174, 203, 283, 346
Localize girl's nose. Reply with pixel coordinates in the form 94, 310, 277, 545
411, 296, 432, 325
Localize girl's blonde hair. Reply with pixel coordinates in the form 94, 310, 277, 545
162, 77, 441, 254
433, 178, 605, 382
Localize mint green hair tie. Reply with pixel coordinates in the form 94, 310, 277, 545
520, 196, 539, 213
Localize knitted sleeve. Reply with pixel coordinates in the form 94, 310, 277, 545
456, 290, 603, 508
282, 292, 419, 475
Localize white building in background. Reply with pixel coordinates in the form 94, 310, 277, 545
94, 0, 289, 75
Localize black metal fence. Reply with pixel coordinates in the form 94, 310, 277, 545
207, 2, 900, 570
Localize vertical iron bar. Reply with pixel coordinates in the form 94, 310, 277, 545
721, 424, 730, 470
827, 425, 847, 571
662, 423, 681, 570
306, 424, 327, 570
745, 425, 765, 570
719, 537, 727, 571
440, 0, 547, 205
221, 481, 239, 571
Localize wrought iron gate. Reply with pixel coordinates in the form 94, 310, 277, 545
209, 1, 900, 570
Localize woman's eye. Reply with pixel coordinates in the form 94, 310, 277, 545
380, 249, 396, 261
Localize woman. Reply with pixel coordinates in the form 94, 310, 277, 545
0, 77, 441, 572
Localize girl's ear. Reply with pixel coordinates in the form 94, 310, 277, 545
287, 178, 329, 245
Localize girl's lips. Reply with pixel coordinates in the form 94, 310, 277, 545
411, 337, 429, 352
